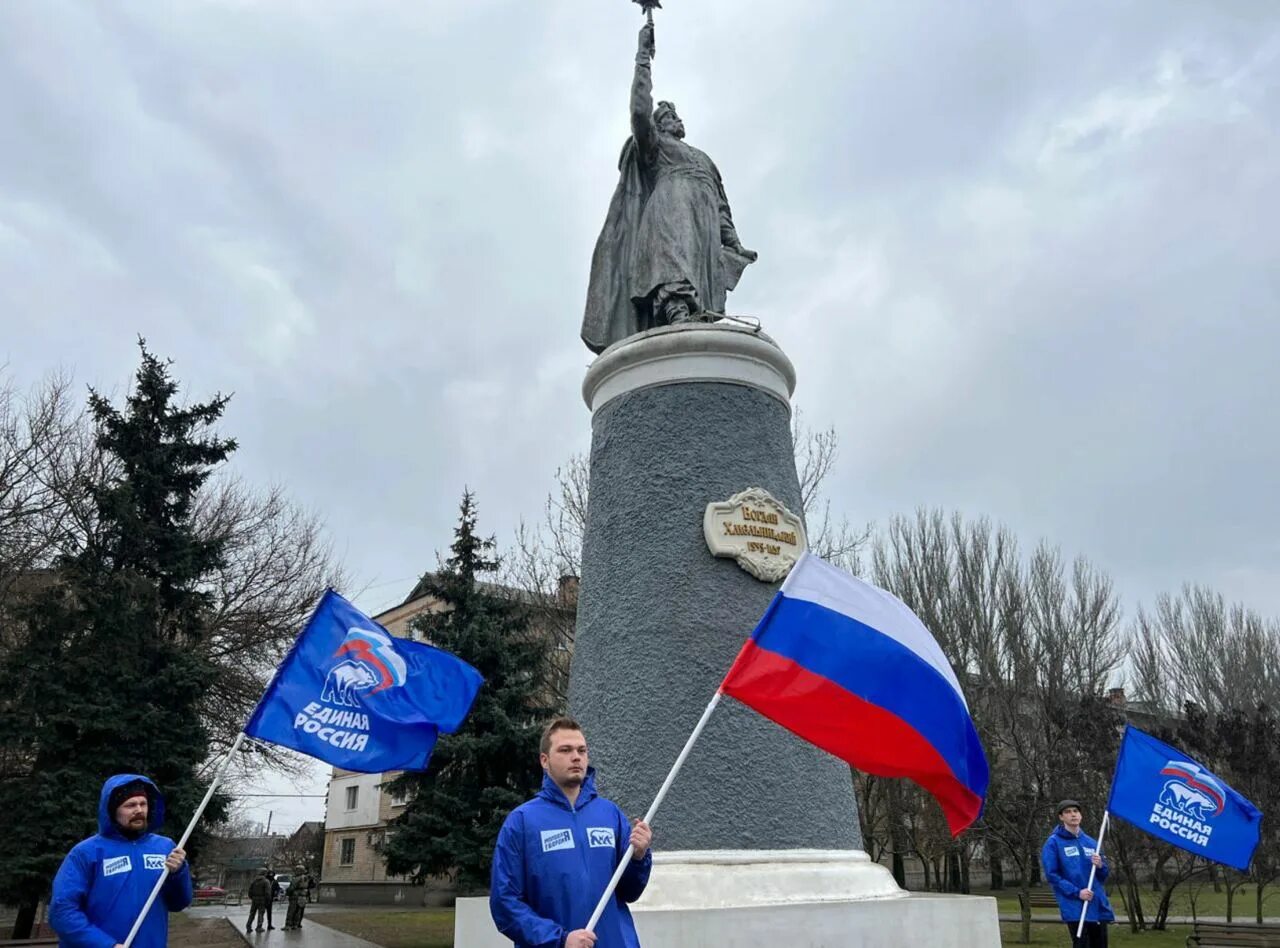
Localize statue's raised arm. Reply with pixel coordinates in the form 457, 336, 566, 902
581, 18, 758, 354
631, 24, 657, 157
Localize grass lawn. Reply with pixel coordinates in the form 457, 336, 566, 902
168, 913, 246, 948
1001, 921, 1190, 946
320, 909, 456, 948
988, 883, 1280, 921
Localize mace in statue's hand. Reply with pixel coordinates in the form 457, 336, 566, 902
732, 244, 759, 263
638, 22, 655, 62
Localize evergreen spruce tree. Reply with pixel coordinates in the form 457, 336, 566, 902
0, 343, 234, 937
384, 491, 557, 892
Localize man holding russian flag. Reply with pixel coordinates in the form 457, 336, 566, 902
490, 717, 653, 948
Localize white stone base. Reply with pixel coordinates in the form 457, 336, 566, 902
582, 323, 797, 412
455, 893, 1000, 947
637, 849, 903, 910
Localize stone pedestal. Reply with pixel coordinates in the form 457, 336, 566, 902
569, 324, 861, 852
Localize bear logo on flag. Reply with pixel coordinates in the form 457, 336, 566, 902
321, 627, 408, 708
1159, 760, 1226, 821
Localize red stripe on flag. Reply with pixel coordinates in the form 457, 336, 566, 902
722, 640, 983, 835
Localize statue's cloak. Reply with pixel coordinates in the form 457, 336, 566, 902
581, 138, 654, 355
582, 134, 754, 355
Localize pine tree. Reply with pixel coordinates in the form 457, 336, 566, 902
0, 343, 235, 937
383, 491, 557, 893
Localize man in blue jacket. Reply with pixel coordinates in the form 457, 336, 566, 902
50, 774, 192, 948
1041, 799, 1113, 948
491, 717, 653, 948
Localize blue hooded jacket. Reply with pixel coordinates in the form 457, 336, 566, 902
49, 774, 193, 948
491, 769, 651, 948
1041, 822, 1114, 924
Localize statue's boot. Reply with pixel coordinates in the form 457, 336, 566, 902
667, 296, 721, 326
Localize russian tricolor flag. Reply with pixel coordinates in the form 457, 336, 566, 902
721, 552, 989, 834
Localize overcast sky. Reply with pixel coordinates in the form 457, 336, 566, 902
2, 1, 1277, 831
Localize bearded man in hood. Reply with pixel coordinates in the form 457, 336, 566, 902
50, 774, 192, 948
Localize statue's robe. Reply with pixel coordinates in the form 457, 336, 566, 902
582, 59, 753, 354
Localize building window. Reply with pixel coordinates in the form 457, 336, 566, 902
345, 786, 359, 810
389, 787, 408, 807
339, 838, 356, 866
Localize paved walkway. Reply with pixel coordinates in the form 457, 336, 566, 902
187, 905, 385, 948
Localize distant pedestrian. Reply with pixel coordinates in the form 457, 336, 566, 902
1042, 799, 1113, 948
49, 774, 192, 948
247, 870, 272, 933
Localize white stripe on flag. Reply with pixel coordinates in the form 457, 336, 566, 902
781, 552, 967, 707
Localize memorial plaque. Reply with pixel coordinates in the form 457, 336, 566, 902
703, 487, 807, 582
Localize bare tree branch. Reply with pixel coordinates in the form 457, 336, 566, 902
1130, 584, 1280, 714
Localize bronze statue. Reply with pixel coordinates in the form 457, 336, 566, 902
581, 21, 758, 354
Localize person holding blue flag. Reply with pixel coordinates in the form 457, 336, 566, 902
106, 589, 484, 948
1041, 799, 1113, 948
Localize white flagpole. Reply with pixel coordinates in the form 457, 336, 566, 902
122, 732, 248, 948
584, 690, 724, 933
1075, 810, 1111, 939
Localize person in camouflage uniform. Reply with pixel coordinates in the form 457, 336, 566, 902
284, 867, 312, 931
246, 870, 272, 933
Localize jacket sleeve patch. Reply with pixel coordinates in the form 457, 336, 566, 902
144, 854, 166, 870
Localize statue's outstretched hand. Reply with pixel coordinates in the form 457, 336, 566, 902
638, 22, 655, 61
734, 245, 759, 262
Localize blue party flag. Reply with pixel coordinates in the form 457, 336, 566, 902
1108, 724, 1262, 871
244, 589, 483, 772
